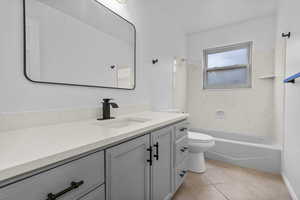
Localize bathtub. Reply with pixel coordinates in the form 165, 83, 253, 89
190, 129, 282, 174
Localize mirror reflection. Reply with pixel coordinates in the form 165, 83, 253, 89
24, 0, 136, 89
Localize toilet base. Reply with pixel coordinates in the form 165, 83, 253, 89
188, 152, 206, 173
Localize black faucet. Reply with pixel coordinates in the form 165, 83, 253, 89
98, 98, 119, 120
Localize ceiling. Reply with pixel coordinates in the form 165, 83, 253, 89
155, 0, 278, 34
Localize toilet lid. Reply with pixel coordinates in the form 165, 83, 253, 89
188, 132, 214, 143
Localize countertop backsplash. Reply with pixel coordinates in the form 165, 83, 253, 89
0, 104, 151, 132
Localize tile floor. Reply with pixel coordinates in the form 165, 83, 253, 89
172, 159, 291, 200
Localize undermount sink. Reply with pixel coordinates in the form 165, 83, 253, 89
93, 117, 151, 129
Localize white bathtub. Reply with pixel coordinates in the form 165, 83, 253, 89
191, 129, 282, 174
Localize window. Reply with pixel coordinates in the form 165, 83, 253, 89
203, 42, 252, 89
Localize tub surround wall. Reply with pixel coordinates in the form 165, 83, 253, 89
187, 16, 277, 144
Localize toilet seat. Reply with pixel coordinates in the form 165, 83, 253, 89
188, 132, 214, 143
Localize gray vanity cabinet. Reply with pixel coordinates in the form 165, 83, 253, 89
78, 185, 105, 200
106, 125, 179, 200
174, 121, 189, 191
105, 135, 151, 200
0, 120, 188, 200
0, 151, 105, 200
151, 126, 174, 200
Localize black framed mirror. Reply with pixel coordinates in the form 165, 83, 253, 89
23, 0, 136, 90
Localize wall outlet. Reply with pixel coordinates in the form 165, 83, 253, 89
216, 110, 225, 119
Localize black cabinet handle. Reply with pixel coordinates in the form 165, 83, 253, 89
153, 142, 159, 161
180, 127, 187, 132
147, 146, 153, 166
180, 146, 189, 152
179, 170, 187, 178
46, 180, 84, 200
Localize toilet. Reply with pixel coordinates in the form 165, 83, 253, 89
188, 131, 215, 173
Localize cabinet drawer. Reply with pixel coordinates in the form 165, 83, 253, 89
175, 121, 188, 139
174, 158, 188, 191
78, 185, 105, 200
0, 151, 105, 200
175, 136, 189, 166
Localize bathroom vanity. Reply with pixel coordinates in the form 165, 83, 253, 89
0, 112, 188, 200
8, 1, 192, 199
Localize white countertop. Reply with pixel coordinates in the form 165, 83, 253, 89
0, 111, 188, 184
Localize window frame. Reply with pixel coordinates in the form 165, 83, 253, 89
203, 41, 253, 89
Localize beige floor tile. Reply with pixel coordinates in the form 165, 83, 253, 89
215, 182, 291, 200
206, 159, 238, 170
173, 160, 291, 200
173, 183, 227, 200
205, 160, 284, 186
215, 182, 262, 200
173, 182, 198, 200
205, 165, 251, 185
205, 168, 230, 184
194, 186, 228, 200
185, 172, 213, 187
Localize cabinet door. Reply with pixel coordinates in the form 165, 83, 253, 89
151, 126, 174, 200
106, 135, 150, 200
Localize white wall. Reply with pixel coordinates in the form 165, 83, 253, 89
277, 0, 300, 198
273, 19, 286, 147
173, 58, 187, 112
0, 0, 185, 113
187, 16, 276, 143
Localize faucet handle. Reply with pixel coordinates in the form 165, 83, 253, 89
102, 98, 114, 103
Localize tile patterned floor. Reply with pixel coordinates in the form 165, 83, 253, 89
172, 160, 291, 200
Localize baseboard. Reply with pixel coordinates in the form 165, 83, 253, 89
282, 172, 299, 200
